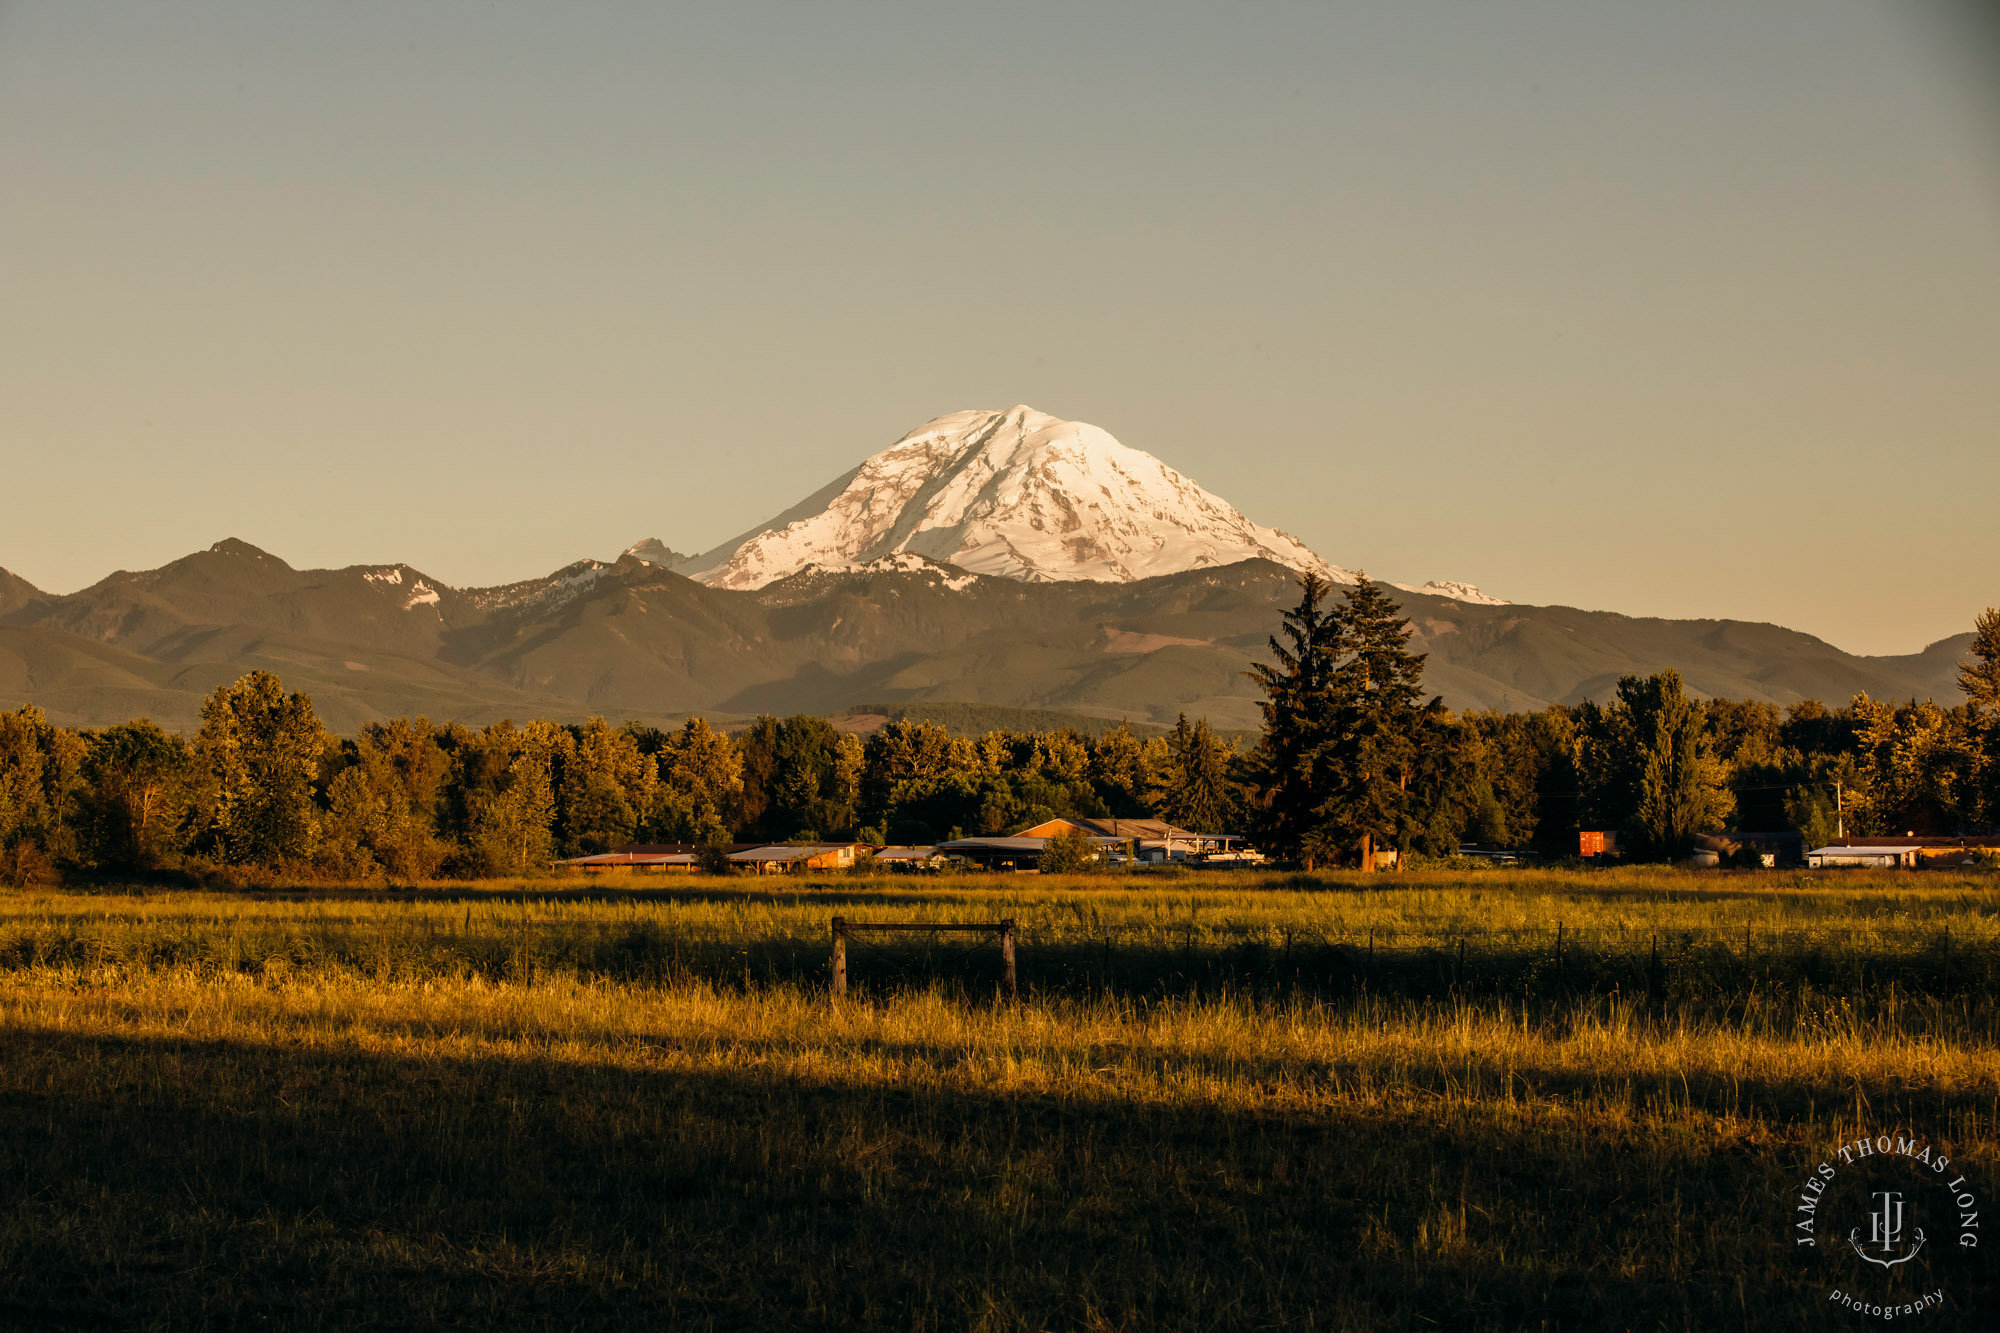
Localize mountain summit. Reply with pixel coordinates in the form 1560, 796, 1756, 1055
622, 538, 687, 568
0, 567, 43, 616
673, 407, 1359, 590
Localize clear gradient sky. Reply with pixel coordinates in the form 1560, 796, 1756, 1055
3, 2, 1996, 655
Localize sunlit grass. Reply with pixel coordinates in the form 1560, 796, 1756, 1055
2, 868, 1997, 1329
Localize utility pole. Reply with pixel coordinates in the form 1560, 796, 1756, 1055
1836, 780, 1844, 840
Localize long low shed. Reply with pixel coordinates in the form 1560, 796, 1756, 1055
557, 843, 862, 873
936, 835, 1124, 870
728, 843, 863, 873
1806, 844, 1920, 869
558, 850, 698, 870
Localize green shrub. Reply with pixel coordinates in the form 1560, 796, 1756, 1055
1036, 827, 1100, 874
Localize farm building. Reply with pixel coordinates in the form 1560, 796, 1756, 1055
1806, 844, 1921, 869
727, 843, 864, 874
557, 843, 710, 872
1018, 817, 1256, 864
936, 835, 1124, 870
1685, 832, 1805, 869
560, 842, 870, 874
1809, 836, 2000, 869
872, 845, 944, 872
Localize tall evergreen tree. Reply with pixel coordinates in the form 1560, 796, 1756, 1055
1959, 608, 2000, 713
1148, 713, 1238, 834
1319, 577, 1428, 869
1242, 573, 1346, 867
1960, 608, 2000, 826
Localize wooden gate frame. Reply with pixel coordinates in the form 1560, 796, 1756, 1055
830, 916, 1016, 1000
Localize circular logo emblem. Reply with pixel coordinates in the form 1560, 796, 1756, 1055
1792, 1132, 1982, 1320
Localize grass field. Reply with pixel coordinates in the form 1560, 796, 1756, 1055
2, 868, 1996, 1330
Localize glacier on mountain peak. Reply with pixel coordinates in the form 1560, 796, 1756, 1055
674, 406, 1359, 591
1391, 579, 1510, 606
778, 552, 984, 592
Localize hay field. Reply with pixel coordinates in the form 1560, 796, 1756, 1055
2, 869, 1996, 1330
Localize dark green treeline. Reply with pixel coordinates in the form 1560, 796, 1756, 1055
1, 588, 1996, 882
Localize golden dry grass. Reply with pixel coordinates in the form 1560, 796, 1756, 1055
1, 868, 1996, 1329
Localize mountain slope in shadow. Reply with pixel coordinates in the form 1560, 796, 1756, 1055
0, 545, 1969, 730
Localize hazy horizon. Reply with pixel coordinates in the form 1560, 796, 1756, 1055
4, 2, 1997, 656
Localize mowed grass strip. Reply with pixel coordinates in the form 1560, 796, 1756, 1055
1, 871, 1997, 1330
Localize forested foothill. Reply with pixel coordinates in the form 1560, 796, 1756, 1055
1, 584, 1996, 885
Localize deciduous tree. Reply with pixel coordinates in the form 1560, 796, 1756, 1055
470, 720, 563, 875
0, 706, 86, 881
861, 719, 971, 825
195, 672, 327, 866
1630, 670, 1734, 856
561, 718, 655, 855
1087, 722, 1150, 815
80, 720, 194, 870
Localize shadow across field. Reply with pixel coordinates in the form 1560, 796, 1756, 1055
2, 1028, 1982, 1332
47, 880, 944, 911
10, 913, 2000, 1018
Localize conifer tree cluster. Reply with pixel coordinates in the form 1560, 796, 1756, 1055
1241, 575, 1431, 868
1238, 583, 2000, 868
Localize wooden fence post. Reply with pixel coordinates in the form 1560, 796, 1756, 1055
829, 918, 1019, 1000
831, 916, 847, 999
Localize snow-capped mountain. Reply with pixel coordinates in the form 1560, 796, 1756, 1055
673, 406, 1367, 591
1393, 579, 1510, 607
